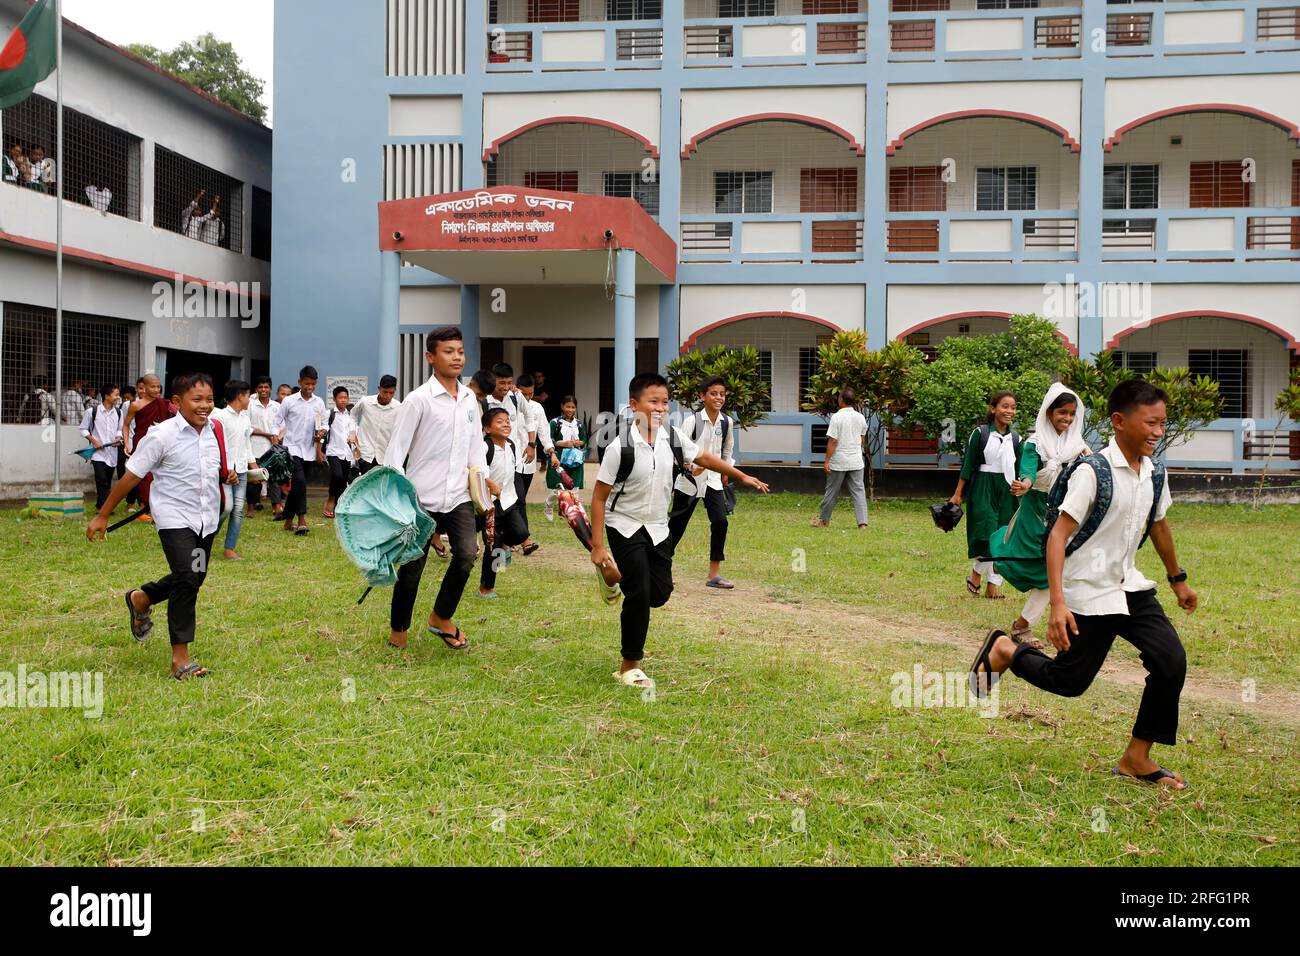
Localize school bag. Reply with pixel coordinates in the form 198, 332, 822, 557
966, 423, 1022, 471
1042, 454, 1166, 557
608, 422, 685, 513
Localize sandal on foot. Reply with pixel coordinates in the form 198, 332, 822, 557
613, 668, 654, 689
428, 625, 468, 650
985, 588, 1006, 600
1009, 625, 1042, 649
521, 542, 540, 556
386, 641, 406, 651
705, 576, 735, 590
124, 590, 153, 642
1111, 766, 1188, 790
968, 628, 1005, 699
173, 662, 209, 680
294, 526, 310, 536
965, 576, 980, 595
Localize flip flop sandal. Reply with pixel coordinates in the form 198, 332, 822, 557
173, 661, 209, 680
428, 625, 469, 650
1009, 625, 1042, 649
478, 591, 500, 599
965, 576, 980, 595
386, 641, 407, 651
294, 526, 310, 536
521, 542, 540, 556
968, 628, 1005, 699
322, 508, 335, 519
705, 577, 735, 590
985, 589, 1007, 600
1111, 766, 1188, 791
124, 590, 153, 642
613, 668, 654, 689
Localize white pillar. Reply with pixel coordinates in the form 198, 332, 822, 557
614, 248, 636, 408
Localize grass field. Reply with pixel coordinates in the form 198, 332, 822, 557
1, 490, 1296, 865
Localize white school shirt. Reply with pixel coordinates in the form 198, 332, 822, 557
385, 375, 488, 514
527, 399, 553, 453
674, 409, 733, 497
29, 158, 55, 186
1058, 440, 1173, 617
201, 213, 225, 246
211, 405, 254, 474
248, 396, 281, 458
596, 425, 702, 545
276, 392, 327, 460
487, 438, 519, 511
78, 403, 122, 467
126, 414, 223, 536
488, 392, 531, 475
352, 394, 402, 464
826, 407, 868, 471
325, 407, 357, 459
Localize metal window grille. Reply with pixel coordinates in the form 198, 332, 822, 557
384, 142, 462, 200
251, 186, 272, 261
714, 171, 773, 213
2, 302, 139, 424
756, 349, 773, 412
607, 0, 663, 18
798, 345, 821, 408
717, 0, 776, 16
603, 171, 660, 215
1113, 351, 1158, 375
1, 92, 141, 220
398, 332, 433, 400
975, 166, 1037, 211
388, 0, 466, 75
1189, 349, 1249, 419
154, 145, 244, 253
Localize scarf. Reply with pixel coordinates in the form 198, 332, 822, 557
1028, 383, 1089, 492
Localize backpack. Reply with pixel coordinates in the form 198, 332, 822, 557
968, 424, 1022, 471
609, 422, 685, 513
1043, 454, 1166, 557
483, 433, 514, 469
210, 418, 231, 515
688, 409, 730, 449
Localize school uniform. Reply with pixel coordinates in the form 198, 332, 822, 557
597, 424, 702, 662
959, 423, 1020, 585
1009, 440, 1184, 746
79, 402, 123, 509
247, 396, 282, 508
324, 407, 358, 501
546, 415, 587, 490
125, 414, 225, 646
276, 391, 327, 519
385, 376, 487, 632
667, 408, 734, 563
820, 406, 869, 525
212, 405, 254, 552
352, 393, 402, 474
479, 438, 529, 593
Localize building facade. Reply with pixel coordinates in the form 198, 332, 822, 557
273, 0, 1300, 472
0, 0, 272, 495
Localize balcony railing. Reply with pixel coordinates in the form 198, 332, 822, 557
884, 211, 1080, 263
888, 6, 1083, 62
486, 20, 664, 71
1101, 208, 1300, 262
683, 13, 868, 66
680, 213, 864, 264
1103, 0, 1300, 58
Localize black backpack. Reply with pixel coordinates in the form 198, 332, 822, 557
609, 421, 685, 513
483, 433, 515, 468
967, 424, 1022, 471
1043, 454, 1166, 557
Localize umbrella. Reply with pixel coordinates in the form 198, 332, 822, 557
334, 465, 435, 603
554, 467, 621, 604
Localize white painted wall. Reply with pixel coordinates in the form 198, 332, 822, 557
682, 86, 866, 156
887, 283, 1078, 346
1167, 217, 1234, 252
887, 81, 1082, 152
389, 95, 464, 136
679, 284, 865, 343
1102, 283, 1300, 346
483, 91, 661, 158
946, 18, 1024, 53
1105, 75, 1300, 150
1163, 10, 1245, 46
399, 285, 462, 325
949, 218, 1012, 252
478, 284, 659, 338
541, 30, 607, 62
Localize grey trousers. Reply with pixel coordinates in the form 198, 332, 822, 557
820, 467, 868, 525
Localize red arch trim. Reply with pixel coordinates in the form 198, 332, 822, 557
482, 116, 658, 162
895, 311, 1078, 356
682, 114, 865, 159
887, 110, 1080, 155
681, 311, 842, 353
1105, 310, 1299, 351
1104, 105, 1300, 152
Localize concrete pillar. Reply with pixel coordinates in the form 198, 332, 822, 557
614, 248, 637, 406
460, 284, 481, 374
379, 251, 401, 385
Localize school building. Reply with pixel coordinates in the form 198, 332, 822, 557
272, 0, 1300, 473
0, 0, 272, 496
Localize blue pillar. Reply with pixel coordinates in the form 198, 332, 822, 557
461, 285, 481, 374
657, 0, 684, 374
614, 248, 637, 405
379, 251, 400, 385
1077, 0, 1107, 360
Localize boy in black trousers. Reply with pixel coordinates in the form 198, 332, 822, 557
970, 380, 1197, 790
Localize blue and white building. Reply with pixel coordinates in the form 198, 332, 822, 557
272, 0, 1300, 472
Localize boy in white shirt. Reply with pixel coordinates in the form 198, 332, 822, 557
813, 388, 869, 529
276, 365, 328, 536
86, 373, 233, 680
247, 376, 283, 516
668, 376, 737, 589
79, 384, 123, 511
517, 373, 559, 526
488, 363, 540, 556
323, 386, 359, 518
477, 407, 527, 599
971, 380, 1197, 791
352, 374, 402, 475
589, 373, 770, 689
212, 380, 258, 560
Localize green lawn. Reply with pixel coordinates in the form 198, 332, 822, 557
0, 492, 1296, 865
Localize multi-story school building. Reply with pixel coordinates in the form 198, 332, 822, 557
273, 0, 1300, 473
0, 0, 272, 496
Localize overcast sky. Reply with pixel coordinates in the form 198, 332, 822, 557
62, 0, 274, 124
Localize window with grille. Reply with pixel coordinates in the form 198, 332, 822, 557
606, 0, 662, 17
154, 146, 244, 252
756, 349, 773, 412
714, 171, 772, 213
524, 170, 579, 192
1189, 161, 1253, 208
1, 92, 141, 220
1103, 163, 1157, 235
977, 0, 1040, 8
2, 303, 139, 424
251, 186, 272, 261
798, 346, 822, 409
528, 0, 579, 21
1188, 349, 1248, 419
719, 0, 776, 17
976, 166, 1037, 211
1113, 350, 1158, 375
603, 171, 660, 215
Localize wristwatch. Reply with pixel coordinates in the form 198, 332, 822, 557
1167, 568, 1188, 584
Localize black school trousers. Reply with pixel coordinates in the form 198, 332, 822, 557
667, 487, 729, 563
91, 460, 115, 510
140, 527, 216, 645
327, 455, 352, 500
286, 455, 310, 518
1009, 589, 1186, 746
390, 501, 478, 632
480, 499, 530, 591
514, 470, 533, 536
607, 526, 674, 662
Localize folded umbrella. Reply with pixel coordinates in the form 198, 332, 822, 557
334, 466, 435, 603
554, 467, 621, 603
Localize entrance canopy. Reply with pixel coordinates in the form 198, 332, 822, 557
378, 187, 676, 285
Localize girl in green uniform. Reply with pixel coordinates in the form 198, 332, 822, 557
989, 383, 1089, 644
544, 396, 586, 519
948, 392, 1019, 599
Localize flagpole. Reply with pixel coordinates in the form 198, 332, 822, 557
52, 0, 63, 491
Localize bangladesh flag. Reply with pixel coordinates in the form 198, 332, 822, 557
0, 0, 57, 111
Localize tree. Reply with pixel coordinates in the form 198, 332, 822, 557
664, 344, 771, 428
1252, 368, 1300, 510
904, 314, 1070, 456
127, 33, 266, 123
801, 330, 924, 499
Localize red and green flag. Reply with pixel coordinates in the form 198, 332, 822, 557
0, 0, 57, 111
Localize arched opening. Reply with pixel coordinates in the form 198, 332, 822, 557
691, 312, 841, 414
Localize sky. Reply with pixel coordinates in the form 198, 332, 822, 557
61, 0, 274, 124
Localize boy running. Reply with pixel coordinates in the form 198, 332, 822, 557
668, 376, 737, 589
277, 366, 327, 536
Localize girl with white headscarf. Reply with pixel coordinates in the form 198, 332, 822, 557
988, 383, 1089, 644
